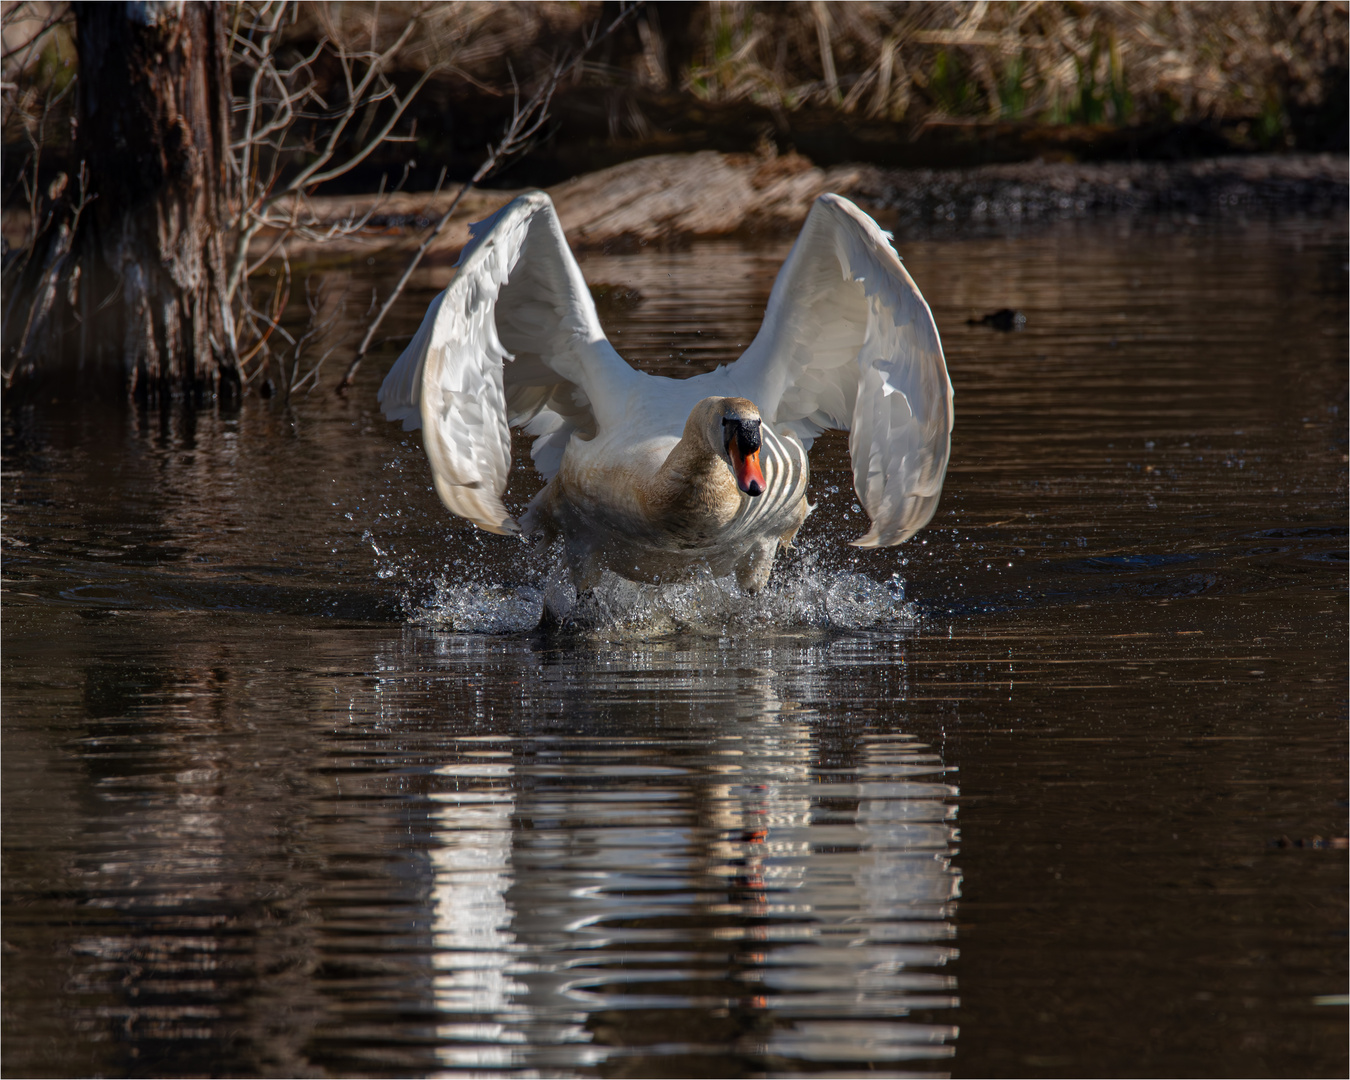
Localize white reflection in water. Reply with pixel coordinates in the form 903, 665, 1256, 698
429, 762, 524, 1068
427, 757, 597, 1074
762, 735, 960, 1065
419, 698, 959, 1073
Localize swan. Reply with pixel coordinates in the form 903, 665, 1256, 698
378, 190, 953, 594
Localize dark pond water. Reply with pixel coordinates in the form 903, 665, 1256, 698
4, 213, 1347, 1078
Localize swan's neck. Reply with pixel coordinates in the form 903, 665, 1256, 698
641, 431, 740, 531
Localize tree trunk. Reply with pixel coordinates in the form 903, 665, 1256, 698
5, 1, 238, 400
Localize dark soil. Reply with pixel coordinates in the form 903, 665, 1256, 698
849, 153, 1350, 234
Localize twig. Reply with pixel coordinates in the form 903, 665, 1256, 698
224, 1, 437, 305
219, 0, 451, 394
287, 275, 347, 395
237, 259, 291, 367
336, 1, 639, 392
0, 2, 69, 65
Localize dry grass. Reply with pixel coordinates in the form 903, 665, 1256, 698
678, 2, 1347, 136
273, 2, 590, 78
276, 1, 1350, 150
2, 1, 1347, 166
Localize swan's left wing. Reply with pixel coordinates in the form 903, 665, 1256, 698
378, 192, 633, 535
728, 194, 954, 547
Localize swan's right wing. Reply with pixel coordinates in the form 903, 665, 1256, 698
378, 192, 634, 534
728, 194, 954, 547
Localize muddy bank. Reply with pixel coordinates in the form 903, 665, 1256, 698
269, 150, 1348, 265
851, 152, 1350, 231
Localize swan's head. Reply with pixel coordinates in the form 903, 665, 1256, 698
691, 396, 765, 497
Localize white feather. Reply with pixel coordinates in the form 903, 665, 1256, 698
377, 191, 631, 535
729, 193, 953, 546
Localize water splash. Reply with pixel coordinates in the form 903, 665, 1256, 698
358, 459, 916, 635
406, 545, 917, 636
412, 578, 547, 634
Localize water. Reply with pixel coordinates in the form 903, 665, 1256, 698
3, 214, 1346, 1078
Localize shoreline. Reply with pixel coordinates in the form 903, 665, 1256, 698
287, 151, 1350, 262
5, 151, 1344, 265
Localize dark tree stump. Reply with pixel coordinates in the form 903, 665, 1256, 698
6, 1, 237, 400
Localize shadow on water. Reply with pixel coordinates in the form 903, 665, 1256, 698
3, 213, 1346, 1077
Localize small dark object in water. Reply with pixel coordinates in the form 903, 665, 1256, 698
259, 378, 275, 399
968, 308, 1027, 331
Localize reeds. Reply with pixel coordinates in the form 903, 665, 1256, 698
679, 2, 1346, 138
270, 1, 1349, 147
3, 1, 1346, 167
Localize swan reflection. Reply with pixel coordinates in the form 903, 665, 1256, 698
416, 639, 960, 1073
429, 758, 527, 1069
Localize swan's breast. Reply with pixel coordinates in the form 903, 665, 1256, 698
730, 422, 810, 538
548, 420, 807, 553
553, 433, 678, 534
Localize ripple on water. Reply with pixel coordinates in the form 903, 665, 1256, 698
414, 729, 961, 1075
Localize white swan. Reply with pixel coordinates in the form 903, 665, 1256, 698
379, 190, 953, 594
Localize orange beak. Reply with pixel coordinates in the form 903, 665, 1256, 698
729, 440, 765, 496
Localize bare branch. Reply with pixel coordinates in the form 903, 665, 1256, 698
280, 19, 419, 194
287, 275, 347, 395
337, 1, 640, 391
1, 2, 68, 64
224, 2, 435, 310
302, 63, 435, 187
1, 57, 77, 349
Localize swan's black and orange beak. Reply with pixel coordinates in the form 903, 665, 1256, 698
724, 418, 765, 497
